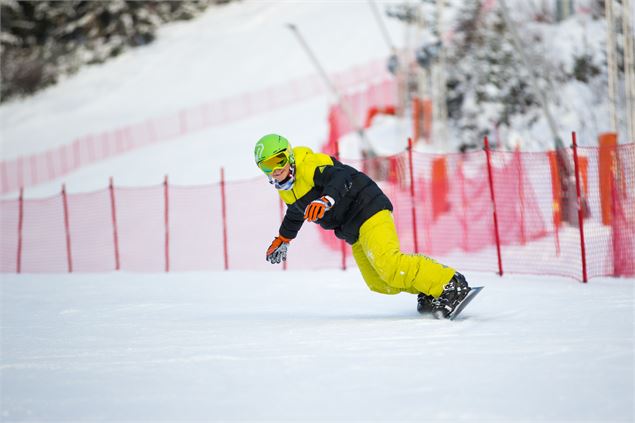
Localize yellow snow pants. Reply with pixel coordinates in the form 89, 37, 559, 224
352, 210, 456, 297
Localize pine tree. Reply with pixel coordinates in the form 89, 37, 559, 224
1, 0, 218, 102
445, 3, 538, 149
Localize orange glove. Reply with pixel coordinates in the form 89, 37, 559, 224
304, 196, 334, 222
266, 235, 291, 264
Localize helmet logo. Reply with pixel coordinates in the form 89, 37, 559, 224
254, 142, 265, 163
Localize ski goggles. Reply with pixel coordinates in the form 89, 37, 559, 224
258, 151, 290, 174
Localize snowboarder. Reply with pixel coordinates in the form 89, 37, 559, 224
255, 133, 472, 319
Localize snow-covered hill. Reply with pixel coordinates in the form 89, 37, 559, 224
1, 1, 405, 197
1, 0, 631, 198
0, 2, 633, 421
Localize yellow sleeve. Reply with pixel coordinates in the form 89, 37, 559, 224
278, 147, 334, 204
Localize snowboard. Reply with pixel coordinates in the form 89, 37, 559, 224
447, 286, 483, 320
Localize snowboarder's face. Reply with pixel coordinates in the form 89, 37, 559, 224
271, 163, 291, 181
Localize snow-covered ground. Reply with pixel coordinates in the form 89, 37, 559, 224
1, 271, 633, 422
1, 1, 634, 421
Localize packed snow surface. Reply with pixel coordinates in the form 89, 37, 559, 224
1, 1, 634, 422
1, 271, 633, 421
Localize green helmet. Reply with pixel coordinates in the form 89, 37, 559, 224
254, 134, 295, 174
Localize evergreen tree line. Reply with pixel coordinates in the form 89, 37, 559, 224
1, 0, 232, 102
442, 0, 604, 148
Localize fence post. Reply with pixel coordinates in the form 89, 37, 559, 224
62, 184, 73, 273
109, 177, 121, 271
220, 167, 229, 270
571, 132, 588, 282
407, 137, 420, 253
484, 136, 503, 276
16, 187, 24, 274
164, 175, 170, 273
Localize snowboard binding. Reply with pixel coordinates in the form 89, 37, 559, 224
418, 272, 477, 319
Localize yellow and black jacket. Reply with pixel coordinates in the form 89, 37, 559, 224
278, 147, 392, 245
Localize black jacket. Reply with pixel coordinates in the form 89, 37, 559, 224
278, 147, 392, 245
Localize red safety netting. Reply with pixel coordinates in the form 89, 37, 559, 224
169, 184, 224, 272
0, 199, 19, 273
18, 195, 68, 273
67, 189, 117, 272
324, 79, 398, 156
609, 145, 635, 276
1, 144, 633, 281
325, 150, 550, 276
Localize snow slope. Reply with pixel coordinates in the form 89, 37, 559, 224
1, 0, 408, 198
1, 1, 402, 159
1, 271, 633, 422
0, 1, 634, 422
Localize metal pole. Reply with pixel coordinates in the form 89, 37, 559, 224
605, 0, 619, 133
434, 0, 449, 149
286, 23, 376, 157
622, 0, 635, 142
368, 0, 398, 54
414, 2, 429, 141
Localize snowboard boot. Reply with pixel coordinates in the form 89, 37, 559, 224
416, 293, 435, 314
431, 272, 471, 319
